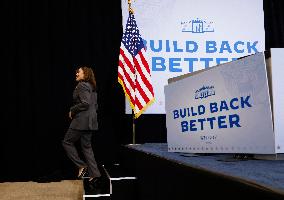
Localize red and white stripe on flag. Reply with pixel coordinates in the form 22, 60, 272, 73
118, 12, 154, 118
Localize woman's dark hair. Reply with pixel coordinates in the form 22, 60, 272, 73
78, 66, 96, 89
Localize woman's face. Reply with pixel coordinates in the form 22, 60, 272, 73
76, 68, 85, 81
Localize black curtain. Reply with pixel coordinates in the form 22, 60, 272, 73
264, 0, 284, 49
2, 0, 132, 181
2, 0, 284, 181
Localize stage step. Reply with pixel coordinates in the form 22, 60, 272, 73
83, 163, 137, 199
105, 163, 137, 200
83, 194, 110, 200
83, 165, 111, 200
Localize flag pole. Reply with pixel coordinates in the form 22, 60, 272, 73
119, 0, 154, 145
132, 113, 136, 144
128, 0, 136, 144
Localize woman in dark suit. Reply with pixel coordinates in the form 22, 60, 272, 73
62, 66, 101, 184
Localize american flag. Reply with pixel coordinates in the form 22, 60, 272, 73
118, 12, 155, 118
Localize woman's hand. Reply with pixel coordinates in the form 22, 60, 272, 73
69, 111, 73, 119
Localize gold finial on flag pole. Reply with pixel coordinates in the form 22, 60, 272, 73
128, 0, 134, 14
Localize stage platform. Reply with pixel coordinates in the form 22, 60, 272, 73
120, 143, 284, 200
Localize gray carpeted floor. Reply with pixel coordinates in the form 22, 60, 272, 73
0, 180, 83, 200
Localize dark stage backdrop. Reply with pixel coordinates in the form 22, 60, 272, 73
2, 0, 284, 181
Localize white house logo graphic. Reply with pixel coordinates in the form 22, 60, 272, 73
181, 18, 214, 33
195, 85, 215, 99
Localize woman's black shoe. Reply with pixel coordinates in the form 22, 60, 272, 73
85, 177, 101, 192
88, 177, 100, 185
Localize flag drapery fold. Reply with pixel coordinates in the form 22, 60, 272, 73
118, 12, 155, 118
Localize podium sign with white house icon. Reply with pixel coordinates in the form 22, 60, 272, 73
165, 50, 284, 154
